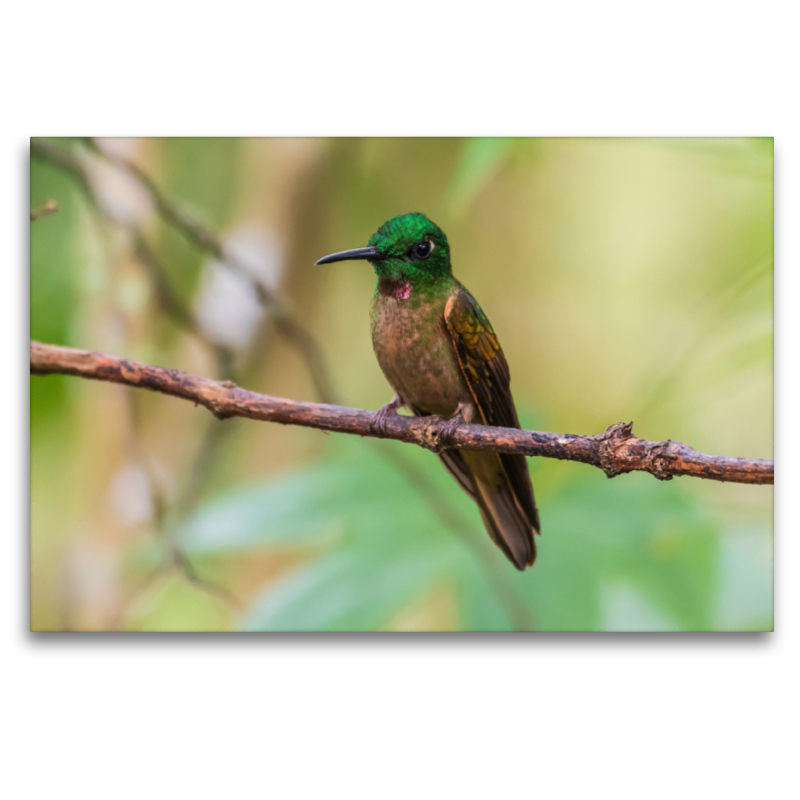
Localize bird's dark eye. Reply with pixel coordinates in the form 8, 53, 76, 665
411, 240, 434, 259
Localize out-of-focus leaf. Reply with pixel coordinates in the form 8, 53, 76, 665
178, 441, 462, 555
184, 438, 524, 631
178, 463, 379, 554
625, 520, 717, 631
516, 519, 603, 631
452, 554, 516, 632
600, 583, 676, 632
519, 471, 720, 631
240, 544, 457, 632
188, 431, 728, 631
714, 526, 773, 631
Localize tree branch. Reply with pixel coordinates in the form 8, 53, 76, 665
30, 341, 773, 485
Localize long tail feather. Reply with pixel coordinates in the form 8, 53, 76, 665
412, 405, 537, 569
461, 451, 537, 570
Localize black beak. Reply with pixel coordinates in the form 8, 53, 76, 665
315, 246, 384, 265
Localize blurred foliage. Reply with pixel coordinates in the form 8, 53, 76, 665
30, 137, 773, 631
155, 137, 242, 303
30, 158, 83, 421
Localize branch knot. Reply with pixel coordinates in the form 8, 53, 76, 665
648, 440, 679, 481
421, 418, 445, 453
598, 421, 635, 478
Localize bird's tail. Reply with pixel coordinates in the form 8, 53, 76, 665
440, 448, 539, 570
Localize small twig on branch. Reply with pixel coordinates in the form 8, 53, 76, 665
30, 200, 59, 221
30, 341, 774, 486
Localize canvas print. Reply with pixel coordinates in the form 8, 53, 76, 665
30, 137, 773, 631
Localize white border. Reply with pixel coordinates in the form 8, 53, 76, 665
4, 3, 794, 798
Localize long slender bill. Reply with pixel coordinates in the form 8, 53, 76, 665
315, 246, 384, 265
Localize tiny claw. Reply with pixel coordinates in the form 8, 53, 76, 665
370, 395, 403, 438
438, 413, 464, 447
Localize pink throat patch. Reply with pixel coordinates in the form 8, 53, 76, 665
380, 279, 412, 300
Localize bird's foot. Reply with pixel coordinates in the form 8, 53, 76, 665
437, 412, 465, 448
436, 402, 473, 448
370, 395, 404, 438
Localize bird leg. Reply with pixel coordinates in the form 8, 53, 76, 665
438, 402, 474, 447
370, 394, 405, 438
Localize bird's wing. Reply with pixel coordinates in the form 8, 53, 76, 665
444, 284, 518, 429
443, 284, 539, 531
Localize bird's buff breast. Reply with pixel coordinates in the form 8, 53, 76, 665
370, 288, 469, 417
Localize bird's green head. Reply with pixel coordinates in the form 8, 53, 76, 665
316, 213, 452, 287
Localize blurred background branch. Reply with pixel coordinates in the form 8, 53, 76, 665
31, 340, 774, 486
30, 199, 58, 221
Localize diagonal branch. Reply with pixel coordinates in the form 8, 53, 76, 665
30, 341, 774, 486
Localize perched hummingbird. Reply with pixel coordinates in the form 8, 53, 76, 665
316, 212, 540, 569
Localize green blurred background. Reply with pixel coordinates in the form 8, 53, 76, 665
30, 137, 773, 632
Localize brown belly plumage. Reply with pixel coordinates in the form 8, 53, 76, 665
370, 289, 469, 417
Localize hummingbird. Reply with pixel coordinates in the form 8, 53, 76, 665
316, 212, 540, 569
